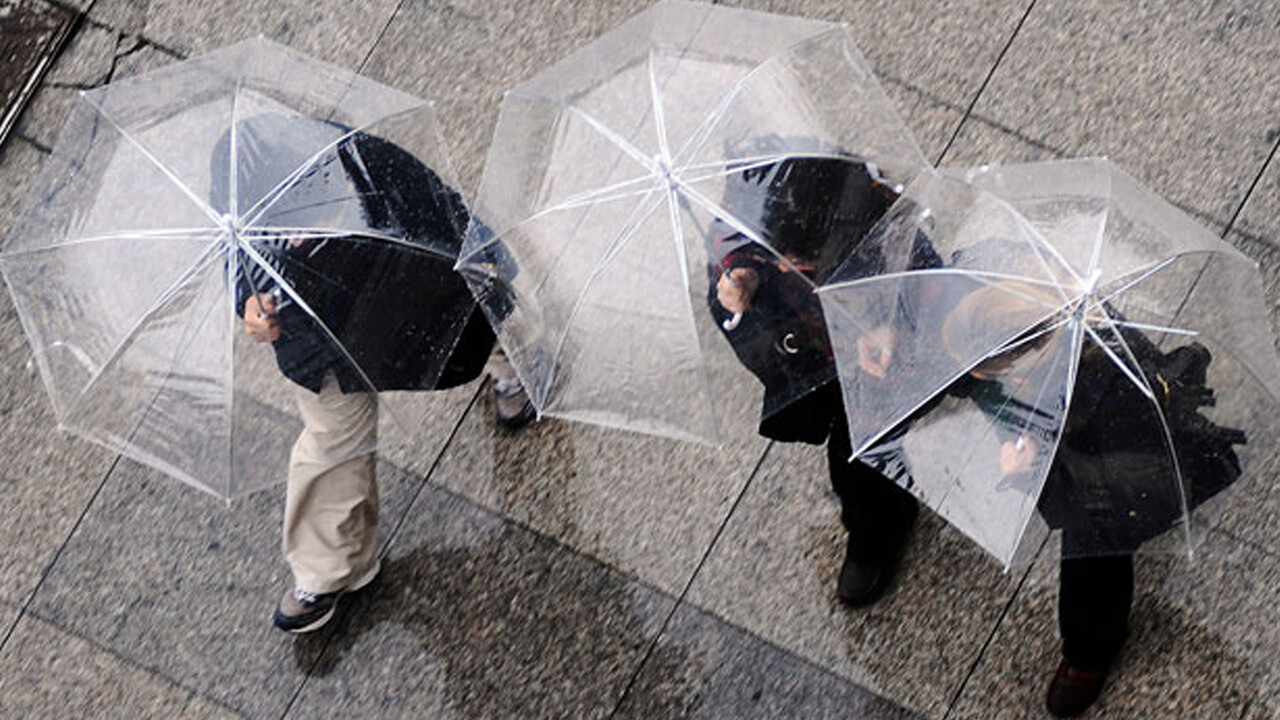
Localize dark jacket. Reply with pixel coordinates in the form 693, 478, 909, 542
705, 155, 938, 443
946, 324, 1245, 553
220, 118, 493, 394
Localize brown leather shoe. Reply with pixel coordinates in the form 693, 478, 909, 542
1045, 658, 1108, 717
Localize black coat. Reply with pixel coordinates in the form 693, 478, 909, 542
222, 119, 493, 393
705, 156, 938, 444
929, 323, 1246, 553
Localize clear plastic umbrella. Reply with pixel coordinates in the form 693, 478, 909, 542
456, 0, 928, 444
818, 158, 1280, 567
0, 38, 476, 499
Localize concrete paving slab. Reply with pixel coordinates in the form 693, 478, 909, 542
288, 481, 680, 720
0, 145, 117, 608
0, 135, 47, 238
879, 80, 964, 163
360, 0, 654, 197
939, 117, 1231, 237
615, 600, 928, 720
1234, 148, 1280, 244
960, 0, 1280, 226
24, 447, 456, 719
717, 0, 1030, 111
949, 531, 1277, 719
683, 439, 1027, 718
10, 20, 119, 149
426, 387, 767, 597
0, 613, 241, 720
84, 0, 398, 66
0, 601, 18, 641
0, 0, 78, 146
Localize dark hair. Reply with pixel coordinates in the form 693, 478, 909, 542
723, 153, 899, 273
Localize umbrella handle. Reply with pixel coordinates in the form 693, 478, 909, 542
722, 312, 743, 331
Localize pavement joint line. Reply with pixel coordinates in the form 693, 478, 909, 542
9, 132, 53, 155
356, 0, 406, 74
936, 0, 1038, 166
19, 605, 250, 719
942, 535, 1046, 720
0, 451, 119, 655
606, 440, 775, 719
277, 379, 485, 720
1222, 130, 1280, 240
648, 588, 934, 718
37, 0, 91, 20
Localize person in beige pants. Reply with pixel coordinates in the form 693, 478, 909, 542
245, 294, 383, 633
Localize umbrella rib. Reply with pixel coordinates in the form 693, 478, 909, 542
567, 106, 658, 175
1084, 169, 1112, 283
62, 242, 224, 418
1082, 323, 1156, 401
539, 191, 667, 405
675, 151, 869, 186
0, 229, 221, 258
455, 178, 661, 266
234, 240, 382, 397
236, 239, 420, 442
930, 329, 1071, 542
239, 226, 457, 263
665, 189, 690, 297
1095, 256, 1179, 306
664, 184, 720, 441
676, 152, 795, 177
674, 178, 809, 287
969, 190, 1083, 301
819, 267, 1076, 299
1089, 313, 1195, 557
76, 95, 224, 227
667, 27, 848, 169
1093, 250, 1280, 401
1095, 249, 1246, 309
848, 314, 1072, 458
237, 103, 430, 230
229, 79, 241, 221
524, 184, 660, 217
998, 333, 1080, 564
648, 50, 672, 163
1087, 317, 1198, 337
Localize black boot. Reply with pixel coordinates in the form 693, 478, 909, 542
836, 498, 917, 607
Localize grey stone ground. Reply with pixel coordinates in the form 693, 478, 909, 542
1, 0, 1279, 719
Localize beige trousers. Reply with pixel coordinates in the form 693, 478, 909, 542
283, 372, 379, 594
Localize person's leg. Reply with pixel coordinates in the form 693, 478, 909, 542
276, 371, 380, 632
1059, 553, 1133, 667
489, 345, 535, 429
1046, 552, 1134, 717
827, 407, 919, 606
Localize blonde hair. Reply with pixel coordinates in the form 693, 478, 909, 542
941, 281, 1065, 375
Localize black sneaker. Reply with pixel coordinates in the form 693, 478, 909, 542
272, 560, 380, 633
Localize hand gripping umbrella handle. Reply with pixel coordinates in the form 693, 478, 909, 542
723, 312, 743, 331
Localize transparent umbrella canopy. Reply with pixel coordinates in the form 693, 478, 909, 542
456, 0, 928, 444
0, 38, 474, 500
818, 158, 1280, 567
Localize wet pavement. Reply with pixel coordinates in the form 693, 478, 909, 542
0, 0, 79, 146
1, 1, 1279, 719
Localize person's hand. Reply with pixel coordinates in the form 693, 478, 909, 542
716, 267, 758, 315
243, 293, 281, 343
857, 326, 895, 378
999, 436, 1036, 475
